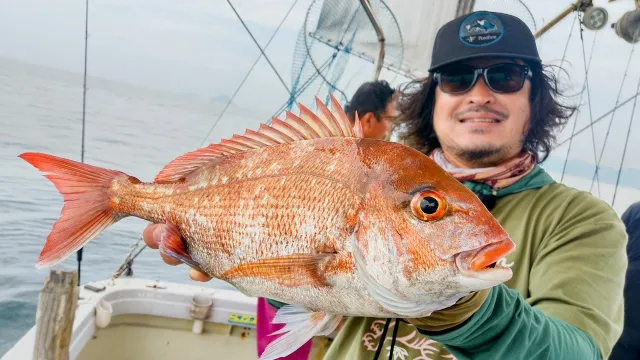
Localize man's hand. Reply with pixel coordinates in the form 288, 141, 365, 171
404, 288, 490, 333
142, 223, 213, 282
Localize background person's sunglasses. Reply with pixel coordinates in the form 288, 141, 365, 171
434, 63, 532, 94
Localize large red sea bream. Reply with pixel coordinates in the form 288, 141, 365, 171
19, 96, 515, 360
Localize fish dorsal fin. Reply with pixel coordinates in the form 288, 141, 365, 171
154, 95, 358, 183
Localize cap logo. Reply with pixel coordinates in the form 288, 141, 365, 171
459, 12, 504, 47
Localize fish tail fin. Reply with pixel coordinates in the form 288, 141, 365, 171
18, 152, 132, 269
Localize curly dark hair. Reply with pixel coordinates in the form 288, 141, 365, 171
344, 80, 396, 122
394, 62, 578, 163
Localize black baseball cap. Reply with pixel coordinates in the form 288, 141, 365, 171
428, 11, 541, 72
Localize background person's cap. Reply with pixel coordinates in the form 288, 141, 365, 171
428, 11, 541, 72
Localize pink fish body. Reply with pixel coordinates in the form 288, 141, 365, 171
19, 96, 515, 360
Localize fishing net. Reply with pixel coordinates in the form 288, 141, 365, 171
285, 0, 403, 114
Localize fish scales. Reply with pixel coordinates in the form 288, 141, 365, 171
110, 138, 365, 278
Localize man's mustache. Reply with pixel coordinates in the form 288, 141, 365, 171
453, 106, 508, 120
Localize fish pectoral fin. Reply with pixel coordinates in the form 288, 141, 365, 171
158, 225, 207, 275
259, 305, 342, 360
219, 253, 333, 287
352, 240, 437, 318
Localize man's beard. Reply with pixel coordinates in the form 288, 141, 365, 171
453, 146, 511, 167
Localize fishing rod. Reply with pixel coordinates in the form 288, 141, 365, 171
76, 0, 90, 285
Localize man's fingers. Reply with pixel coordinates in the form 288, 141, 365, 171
143, 223, 183, 266
189, 268, 213, 282
160, 252, 183, 266
143, 223, 212, 280
142, 223, 160, 249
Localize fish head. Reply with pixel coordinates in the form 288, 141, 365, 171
354, 139, 516, 312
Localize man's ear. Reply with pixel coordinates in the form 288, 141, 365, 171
360, 112, 376, 132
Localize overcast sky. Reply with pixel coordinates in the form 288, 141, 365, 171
1, 0, 638, 179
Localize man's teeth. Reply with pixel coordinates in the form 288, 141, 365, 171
496, 258, 514, 268
461, 118, 499, 123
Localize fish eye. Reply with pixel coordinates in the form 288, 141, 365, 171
410, 190, 447, 221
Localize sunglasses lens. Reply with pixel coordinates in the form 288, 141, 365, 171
486, 64, 526, 93
439, 65, 476, 93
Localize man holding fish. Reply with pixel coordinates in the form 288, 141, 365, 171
141, 11, 627, 360
20, 10, 627, 360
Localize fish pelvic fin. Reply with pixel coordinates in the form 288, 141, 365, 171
18, 152, 132, 269
259, 305, 342, 360
157, 224, 207, 275
154, 94, 362, 183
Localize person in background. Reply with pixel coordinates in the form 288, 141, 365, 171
255, 79, 398, 359
610, 201, 640, 360
344, 79, 398, 140
141, 10, 628, 360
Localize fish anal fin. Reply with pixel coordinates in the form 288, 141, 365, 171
259, 305, 342, 360
219, 253, 333, 288
154, 96, 355, 183
158, 225, 207, 275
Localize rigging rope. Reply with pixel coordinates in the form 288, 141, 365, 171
555, 11, 577, 79
560, 12, 598, 184
612, 30, 640, 207
589, 41, 636, 193
225, 0, 292, 96
554, 90, 640, 149
612, 74, 640, 207
271, 54, 337, 119
559, 13, 582, 184
200, 0, 300, 146
576, 12, 601, 195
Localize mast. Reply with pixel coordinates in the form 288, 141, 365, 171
456, 0, 476, 17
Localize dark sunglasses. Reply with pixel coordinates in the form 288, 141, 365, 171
434, 63, 532, 94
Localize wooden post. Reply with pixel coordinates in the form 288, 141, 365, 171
33, 270, 79, 360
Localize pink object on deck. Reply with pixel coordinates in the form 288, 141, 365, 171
256, 297, 313, 359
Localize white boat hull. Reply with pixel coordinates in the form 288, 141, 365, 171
2, 278, 262, 360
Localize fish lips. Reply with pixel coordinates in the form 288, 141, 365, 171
454, 238, 516, 283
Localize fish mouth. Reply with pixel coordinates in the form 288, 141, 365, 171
454, 239, 516, 282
